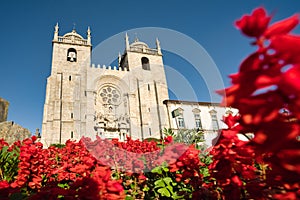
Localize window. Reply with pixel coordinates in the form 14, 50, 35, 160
172, 108, 185, 128
99, 85, 121, 105
71, 113, 73, 119
178, 116, 185, 128
71, 131, 74, 139
210, 110, 219, 130
67, 48, 77, 62
194, 113, 202, 129
192, 108, 202, 129
69, 76, 72, 81
141, 57, 150, 70
149, 128, 152, 136
171, 108, 185, 128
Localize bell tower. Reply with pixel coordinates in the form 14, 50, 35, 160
119, 34, 169, 139
41, 23, 91, 146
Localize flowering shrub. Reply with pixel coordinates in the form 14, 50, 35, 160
0, 136, 125, 199
217, 7, 300, 199
0, 7, 300, 200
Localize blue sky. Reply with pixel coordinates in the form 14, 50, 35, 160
0, 0, 299, 133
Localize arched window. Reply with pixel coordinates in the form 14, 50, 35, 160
67, 48, 77, 62
141, 57, 150, 70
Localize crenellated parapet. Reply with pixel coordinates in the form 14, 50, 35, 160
90, 64, 129, 72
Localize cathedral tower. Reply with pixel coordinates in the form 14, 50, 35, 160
118, 34, 169, 139
41, 24, 91, 146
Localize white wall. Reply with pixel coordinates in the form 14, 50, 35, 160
164, 101, 238, 147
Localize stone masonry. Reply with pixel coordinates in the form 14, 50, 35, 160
0, 121, 31, 145
0, 97, 9, 122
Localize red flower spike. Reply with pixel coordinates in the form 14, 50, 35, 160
270, 35, 300, 64
231, 175, 243, 187
265, 14, 299, 38
31, 135, 37, 142
280, 65, 300, 96
235, 7, 271, 38
223, 113, 240, 129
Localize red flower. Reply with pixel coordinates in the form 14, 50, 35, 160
265, 14, 299, 38
231, 175, 243, 187
235, 7, 271, 38
270, 35, 300, 64
280, 65, 300, 96
223, 113, 240, 129
164, 135, 173, 145
0, 180, 9, 189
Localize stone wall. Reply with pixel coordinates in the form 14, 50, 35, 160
0, 121, 31, 145
0, 97, 9, 122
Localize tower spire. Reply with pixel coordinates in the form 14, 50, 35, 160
134, 33, 139, 42
125, 33, 130, 51
118, 52, 121, 66
73, 23, 76, 31
87, 26, 91, 45
156, 37, 162, 55
53, 22, 59, 41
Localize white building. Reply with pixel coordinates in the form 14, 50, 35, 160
163, 100, 238, 147
41, 24, 237, 147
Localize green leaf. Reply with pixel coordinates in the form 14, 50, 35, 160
151, 166, 162, 174
143, 185, 150, 192
171, 192, 185, 199
162, 166, 169, 172
163, 177, 172, 186
200, 167, 210, 177
180, 187, 192, 193
57, 183, 70, 189
0, 145, 20, 182
154, 179, 165, 188
166, 185, 174, 194
157, 188, 171, 197
125, 196, 134, 200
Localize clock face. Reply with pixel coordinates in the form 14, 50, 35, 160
99, 85, 121, 105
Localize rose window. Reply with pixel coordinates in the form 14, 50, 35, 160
99, 86, 121, 105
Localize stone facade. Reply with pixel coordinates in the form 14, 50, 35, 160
41, 25, 169, 147
0, 97, 9, 122
0, 121, 31, 145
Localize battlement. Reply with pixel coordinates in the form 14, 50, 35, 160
90, 64, 129, 71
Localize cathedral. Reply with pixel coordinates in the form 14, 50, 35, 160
41, 24, 236, 147
41, 24, 169, 147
